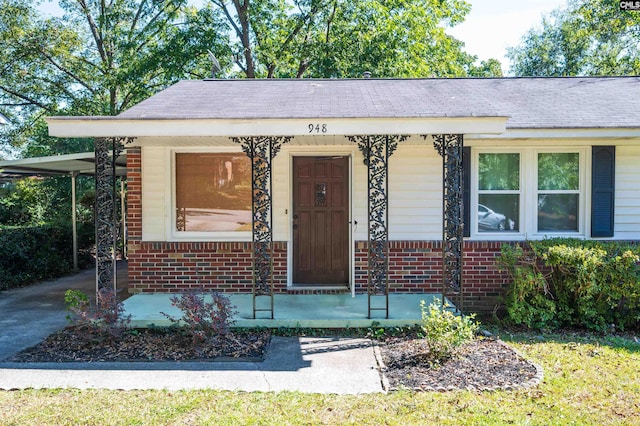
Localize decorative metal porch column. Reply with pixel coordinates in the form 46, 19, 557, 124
348, 135, 407, 319
94, 137, 131, 296
232, 136, 291, 319
428, 134, 464, 313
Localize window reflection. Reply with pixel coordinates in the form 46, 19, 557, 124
537, 194, 578, 231
478, 194, 518, 232
175, 153, 251, 232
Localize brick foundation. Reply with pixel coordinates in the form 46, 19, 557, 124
355, 241, 509, 314
127, 241, 288, 293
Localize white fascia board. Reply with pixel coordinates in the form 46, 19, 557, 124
469, 127, 640, 139
47, 116, 508, 138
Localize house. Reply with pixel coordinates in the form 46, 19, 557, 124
47, 77, 640, 318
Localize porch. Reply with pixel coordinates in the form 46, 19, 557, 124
122, 292, 446, 329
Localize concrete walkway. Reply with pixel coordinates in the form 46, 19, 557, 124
0, 267, 385, 394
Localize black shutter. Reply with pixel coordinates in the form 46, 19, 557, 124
463, 146, 471, 238
591, 146, 615, 238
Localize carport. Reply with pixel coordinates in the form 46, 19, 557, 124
0, 152, 126, 272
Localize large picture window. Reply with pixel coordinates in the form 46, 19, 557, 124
477, 153, 519, 233
175, 153, 251, 232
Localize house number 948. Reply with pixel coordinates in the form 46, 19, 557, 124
308, 124, 327, 133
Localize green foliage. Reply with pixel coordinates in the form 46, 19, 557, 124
64, 289, 90, 323
65, 288, 132, 339
0, 225, 76, 290
0, 0, 229, 153
162, 290, 237, 346
478, 153, 520, 190
498, 239, 640, 330
508, 0, 640, 76
419, 298, 478, 365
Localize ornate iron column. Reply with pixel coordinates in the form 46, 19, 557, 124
94, 137, 132, 297
348, 135, 407, 319
232, 136, 291, 319
428, 134, 465, 313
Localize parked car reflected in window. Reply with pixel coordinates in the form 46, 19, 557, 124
478, 204, 515, 232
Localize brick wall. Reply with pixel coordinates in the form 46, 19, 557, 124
127, 241, 288, 293
354, 240, 509, 314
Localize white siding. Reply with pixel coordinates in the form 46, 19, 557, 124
388, 144, 442, 240
615, 145, 640, 239
141, 146, 169, 241
138, 137, 640, 243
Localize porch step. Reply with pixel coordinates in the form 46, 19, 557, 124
122, 293, 446, 329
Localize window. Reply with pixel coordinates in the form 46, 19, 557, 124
536, 153, 579, 232
473, 149, 584, 238
477, 153, 519, 233
175, 153, 251, 232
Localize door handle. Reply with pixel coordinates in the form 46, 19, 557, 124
293, 214, 298, 220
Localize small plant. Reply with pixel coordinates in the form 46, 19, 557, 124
420, 298, 479, 365
64, 289, 90, 323
162, 290, 237, 346
65, 288, 131, 338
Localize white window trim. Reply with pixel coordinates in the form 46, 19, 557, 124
168, 147, 252, 242
532, 148, 587, 237
471, 146, 588, 241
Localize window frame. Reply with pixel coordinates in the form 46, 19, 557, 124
170, 148, 252, 241
476, 151, 522, 235
534, 150, 584, 234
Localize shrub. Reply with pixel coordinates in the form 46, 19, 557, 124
0, 225, 75, 290
65, 288, 131, 339
420, 298, 479, 365
498, 239, 640, 331
162, 290, 237, 346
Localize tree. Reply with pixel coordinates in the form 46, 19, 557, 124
0, 0, 230, 154
508, 0, 640, 76
210, 0, 497, 78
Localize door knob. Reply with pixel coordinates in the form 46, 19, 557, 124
293, 214, 298, 219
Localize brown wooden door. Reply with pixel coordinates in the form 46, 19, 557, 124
293, 156, 349, 285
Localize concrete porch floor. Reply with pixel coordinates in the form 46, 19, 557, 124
123, 293, 448, 329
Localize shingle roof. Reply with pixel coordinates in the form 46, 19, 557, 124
117, 77, 640, 129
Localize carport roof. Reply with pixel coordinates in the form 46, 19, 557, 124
0, 151, 126, 177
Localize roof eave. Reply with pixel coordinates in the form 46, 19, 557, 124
470, 127, 640, 139
46, 116, 508, 138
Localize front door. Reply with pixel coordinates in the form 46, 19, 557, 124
293, 156, 349, 285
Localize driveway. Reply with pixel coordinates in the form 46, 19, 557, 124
0, 262, 128, 361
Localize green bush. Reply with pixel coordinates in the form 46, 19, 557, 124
0, 225, 75, 290
420, 298, 479, 365
498, 239, 640, 331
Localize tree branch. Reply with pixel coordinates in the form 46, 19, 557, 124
0, 85, 52, 112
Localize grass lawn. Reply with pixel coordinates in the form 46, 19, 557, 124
1, 330, 638, 425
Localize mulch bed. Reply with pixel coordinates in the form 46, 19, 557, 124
8, 327, 271, 362
378, 336, 542, 391
7, 327, 542, 392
